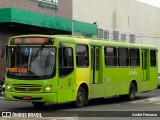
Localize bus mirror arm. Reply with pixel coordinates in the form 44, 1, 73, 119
60, 43, 65, 48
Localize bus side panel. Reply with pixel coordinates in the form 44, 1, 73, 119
137, 75, 149, 92
57, 73, 76, 103
117, 68, 130, 95
89, 84, 105, 98
76, 68, 90, 97
104, 68, 118, 97
148, 67, 158, 90
128, 68, 142, 93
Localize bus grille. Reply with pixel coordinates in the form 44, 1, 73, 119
13, 84, 42, 92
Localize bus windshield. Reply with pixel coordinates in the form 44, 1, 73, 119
7, 46, 56, 79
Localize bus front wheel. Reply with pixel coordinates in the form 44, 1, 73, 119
32, 102, 45, 108
75, 86, 86, 107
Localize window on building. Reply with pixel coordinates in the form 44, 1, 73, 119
130, 34, 136, 43
150, 50, 156, 67
54, 0, 59, 10
104, 47, 117, 67
104, 30, 109, 39
118, 48, 129, 67
98, 28, 104, 38
113, 31, 119, 40
76, 45, 89, 67
130, 48, 140, 67
121, 34, 126, 41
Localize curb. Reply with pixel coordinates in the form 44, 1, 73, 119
130, 96, 160, 104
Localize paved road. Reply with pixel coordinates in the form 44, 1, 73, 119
0, 88, 160, 120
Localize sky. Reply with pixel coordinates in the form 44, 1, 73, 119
137, 0, 160, 8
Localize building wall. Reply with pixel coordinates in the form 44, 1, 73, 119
73, 0, 160, 72
0, 0, 72, 19
73, 0, 113, 29
73, 0, 160, 35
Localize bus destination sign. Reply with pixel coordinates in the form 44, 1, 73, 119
10, 37, 54, 45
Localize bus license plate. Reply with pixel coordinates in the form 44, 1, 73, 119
23, 96, 31, 100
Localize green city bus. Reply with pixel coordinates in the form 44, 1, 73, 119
2, 34, 158, 108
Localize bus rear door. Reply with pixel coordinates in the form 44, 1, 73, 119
90, 46, 104, 98
141, 49, 149, 90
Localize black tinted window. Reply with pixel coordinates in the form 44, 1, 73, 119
59, 47, 74, 77
76, 45, 89, 67
118, 48, 129, 66
104, 47, 117, 67
130, 48, 140, 67
150, 50, 156, 67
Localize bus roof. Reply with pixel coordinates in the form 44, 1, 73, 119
9, 34, 157, 49
55, 35, 157, 49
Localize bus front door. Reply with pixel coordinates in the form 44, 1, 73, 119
58, 44, 75, 102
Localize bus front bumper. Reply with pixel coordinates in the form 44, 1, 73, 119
4, 91, 57, 103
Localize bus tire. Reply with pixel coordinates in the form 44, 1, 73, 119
127, 83, 136, 101
32, 102, 45, 108
75, 86, 86, 108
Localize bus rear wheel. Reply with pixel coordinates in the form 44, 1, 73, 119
32, 102, 45, 108
127, 83, 136, 101
75, 86, 86, 107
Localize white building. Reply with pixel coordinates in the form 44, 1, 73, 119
73, 0, 160, 72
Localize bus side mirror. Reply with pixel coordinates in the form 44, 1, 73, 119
1, 46, 5, 58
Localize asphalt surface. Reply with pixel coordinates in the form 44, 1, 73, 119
0, 88, 160, 120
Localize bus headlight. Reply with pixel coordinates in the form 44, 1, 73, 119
6, 85, 12, 90
44, 85, 52, 92
46, 86, 51, 91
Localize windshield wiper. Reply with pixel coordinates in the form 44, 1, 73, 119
30, 45, 44, 62
28, 45, 44, 72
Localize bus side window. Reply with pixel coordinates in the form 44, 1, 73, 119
150, 50, 156, 67
76, 45, 89, 67
118, 47, 129, 67
104, 47, 117, 67
59, 47, 74, 77
130, 48, 140, 67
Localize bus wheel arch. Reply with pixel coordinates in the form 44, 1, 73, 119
128, 80, 137, 101
75, 83, 89, 107
131, 80, 137, 92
